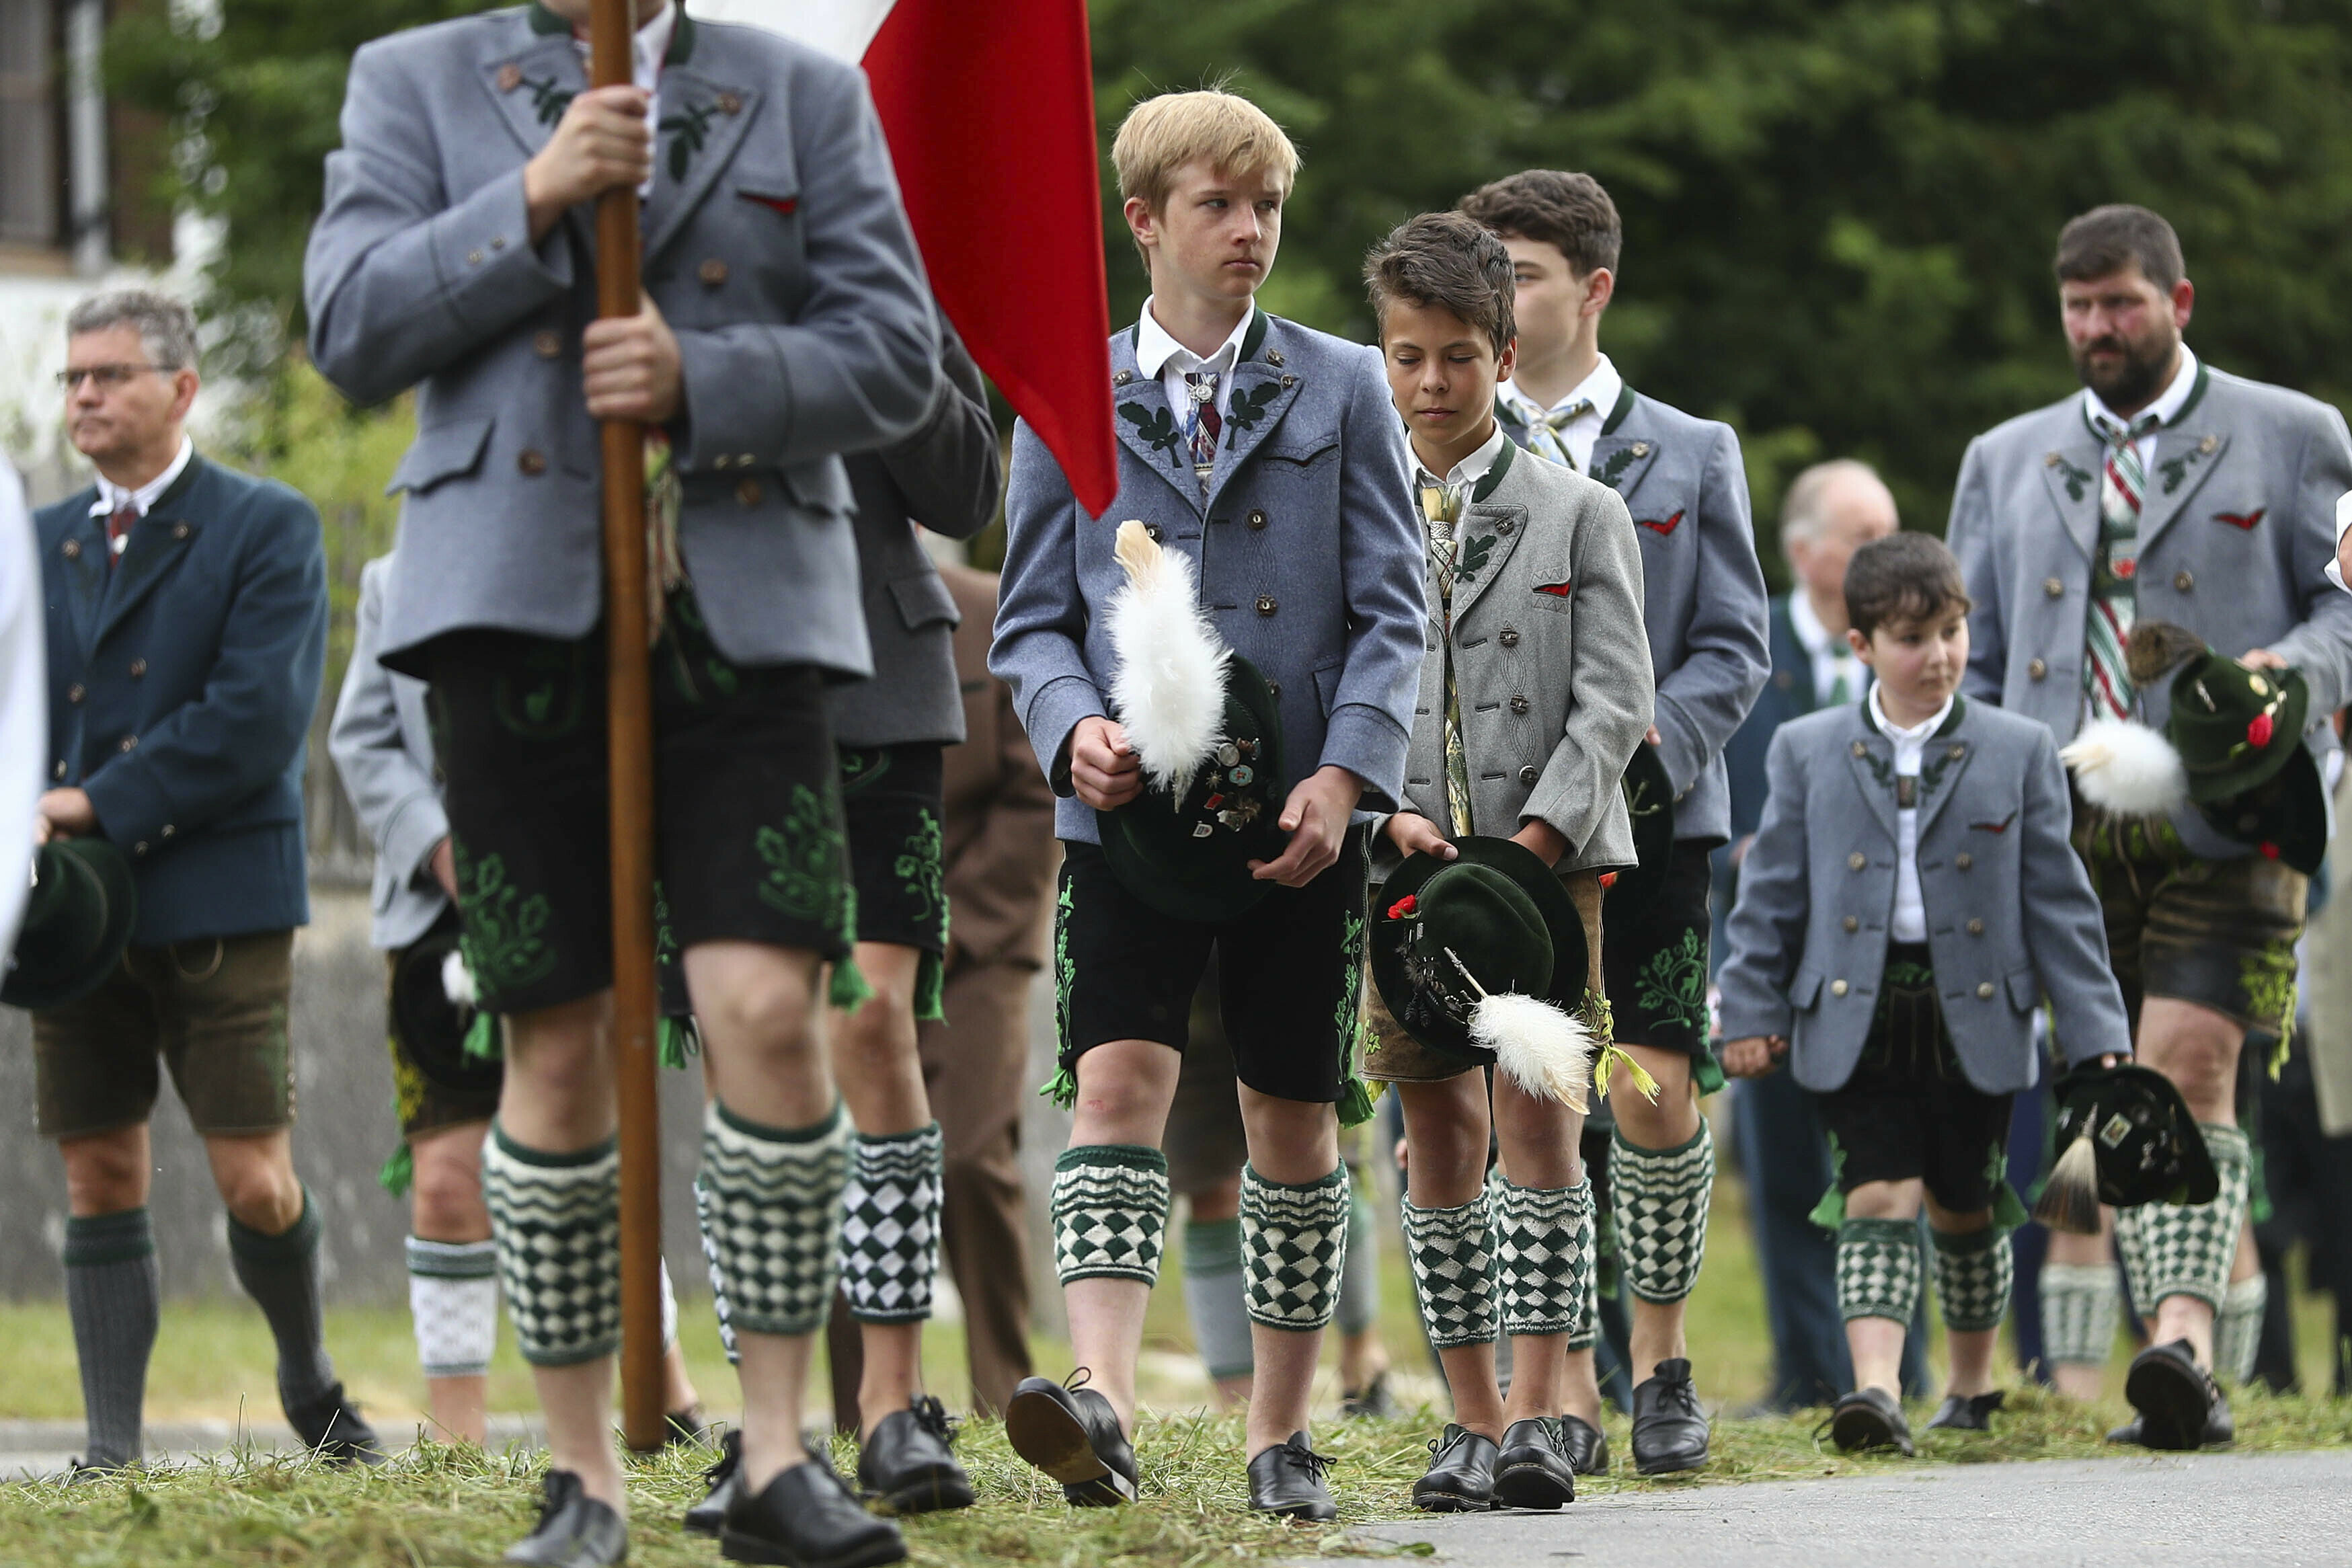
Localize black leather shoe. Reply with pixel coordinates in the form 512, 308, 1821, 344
1925, 1390, 2004, 1433
284, 1381, 385, 1467
1410, 1424, 1497, 1512
721, 1454, 906, 1567
65, 1457, 128, 1486
504, 1471, 628, 1567
2107, 1397, 2236, 1450
857, 1396, 974, 1514
1005, 1374, 1138, 1506
1828, 1388, 1914, 1456
1247, 1432, 1337, 1521
2123, 1339, 2226, 1452
1340, 1371, 1403, 1419
1630, 1359, 1709, 1475
684, 1430, 742, 1537
1558, 1413, 1609, 1476
664, 1404, 711, 1449
1491, 1418, 1576, 1510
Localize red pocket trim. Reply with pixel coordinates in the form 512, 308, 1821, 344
741, 193, 798, 217
1534, 580, 1573, 598
2212, 508, 2266, 531
1636, 509, 1685, 536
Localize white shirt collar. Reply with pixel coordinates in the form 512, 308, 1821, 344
1499, 352, 1622, 423
2082, 344, 2199, 436
91, 436, 194, 521
1869, 683, 1955, 756
1416, 423, 1510, 492
568, 1, 674, 92
1135, 299, 1252, 381
1788, 590, 1838, 657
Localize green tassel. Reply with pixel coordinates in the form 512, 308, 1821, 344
1038, 1065, 1076, 1110
828, 953, 875, 1013
913, 951, 945, 1024
377, 1143, 414, 1198
1692, 1044, 1727, 1098
1337, 1072, 1380, 1128
658, 1015, 701, 1071
461, 1011, 502, 1061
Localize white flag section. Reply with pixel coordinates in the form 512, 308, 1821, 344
684, 0, 898, 63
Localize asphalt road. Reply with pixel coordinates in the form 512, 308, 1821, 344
1307, 1450, 2352, 1568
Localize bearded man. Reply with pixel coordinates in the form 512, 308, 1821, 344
1946, 204, 2352, 1449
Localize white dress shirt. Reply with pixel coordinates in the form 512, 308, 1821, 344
568, 1, 675, 197
1, 461, 42, 957
1871, 684, 1954, 945
1414, 422, 1510, 496
1789, 590, 1865, 709
89, 435, 194, 561
2327, 490, 2352, 594
2081, 344, 2199, 471
1498, 352, 1622, 473
1134, 298, 1251, 425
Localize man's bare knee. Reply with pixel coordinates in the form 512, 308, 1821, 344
61, 1127, 150, 1216
206, 1135, 303, 1229
2139, 1001, 2242, 1120
410, 1134, 491, 1241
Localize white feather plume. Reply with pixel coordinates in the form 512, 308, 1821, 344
2060, 717, 2189, 818
442, 948, 477, 1009
1471, 992, 1596, 1112
1106, 519, 1230, 799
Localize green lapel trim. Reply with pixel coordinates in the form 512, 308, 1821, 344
1934, 696, 1968, 738
528, 2, 567, 36
1239, 308, 1270, 362
1599, 382, 1637, 435
531, 4, 692, 62
1470, 432, 1517, 503
2077, 358, 2211, 442
147, 452, 205, 516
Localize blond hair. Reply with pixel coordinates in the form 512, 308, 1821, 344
1112, 89, 1300, 217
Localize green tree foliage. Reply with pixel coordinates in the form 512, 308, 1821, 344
120, 0, 2352, 565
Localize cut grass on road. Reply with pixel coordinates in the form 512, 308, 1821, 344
5, 1389, 2349, 1568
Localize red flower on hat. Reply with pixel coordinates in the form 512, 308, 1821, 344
1387, 895, 1419, 920
1598, 871, 1619, 888
2247, 712, 2275, 748
2262, 841, 2281, 860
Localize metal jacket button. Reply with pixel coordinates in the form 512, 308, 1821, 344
533, 330, 562, 358
1977, 981, 1997, 999
2044, 577, 2064, 598
1848, 852, 1867, 870
699, 258, 730, 286
2174, 570, 2194, 592
1257, 595, 1278, 616
1144, 523, 1161, 541
128, 658, 147, 678
1967, 918, 1986, 935
1267, 680, 1281, 700
1831, 979, 1849, 996
1518, 765, 1539, 786
61, 539, 80, 559
1843, 916, 1859, 933
518, 449, 548, 476
118, 734, 137, 753
1955, 853, 1973, 870
171, 522, 190, 541
736, 479, 762, 507
1499, 628, 1520, 648
67, 684, 85, 703
52, 760, 66, 779
1247, 508, 1267, 530
2029, 659, 2047, 681
1510, 695, 1530, 715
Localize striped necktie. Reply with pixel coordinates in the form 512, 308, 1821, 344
104, 505, 138, 572
2084, 410, 2160, 721
1420, 478, 1475, 835
1184, 369, 1222, 496
1518, 397, 1593, 469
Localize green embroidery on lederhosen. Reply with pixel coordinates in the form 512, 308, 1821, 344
1883, 957, 1935, 990
838, 747, 895, 795
1039, 877, 1079, 1107
1634, 928, 1710, 1035
653, 879, 678, 976
898, 810, 949, 948
755, 780, 852, 951
2238, 944, 2298, 1057
387, 1031, 428, 1130
455, 845, 557, 996
492, 643, 588, 738
1809, 1132, 1850, 1230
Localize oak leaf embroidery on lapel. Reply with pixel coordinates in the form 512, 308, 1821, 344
1117, 401, 1183, 457
1224, 381, 1280, 442
1636, 509, 1685, 537
522, 75, 576, 125
1592, 446, 1639, 489
660, 98, 719, 183
1915, 745, 1962, 803
2155, 442, 2212, 496
1454, 533, 1497, 584
2051, 455, 2094, 502
2213, 508, 2266, 531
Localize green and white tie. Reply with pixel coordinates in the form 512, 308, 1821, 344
1421, 478, 1475, 835
1517, 397, 1593, 470
2084, 411, 2160, 721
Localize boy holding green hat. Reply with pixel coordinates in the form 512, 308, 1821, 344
1360, 209, 1653, 1509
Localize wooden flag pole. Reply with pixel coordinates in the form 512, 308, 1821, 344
586, 0, 666, 1457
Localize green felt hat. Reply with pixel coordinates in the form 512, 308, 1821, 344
2049, 1060, 2219, 1209
1368, 836, 1587, 1065
1605, 742, 1677, 913
3, 838, 137, 1011
2164, 655, 2326, 874
1098, 655, 1286, 923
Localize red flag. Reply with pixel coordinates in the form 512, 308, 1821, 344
691, 0, 1118, 516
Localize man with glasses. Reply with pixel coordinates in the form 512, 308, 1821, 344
27, 289, 365, 1476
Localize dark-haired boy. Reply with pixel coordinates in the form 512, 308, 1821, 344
1946, 203, 2352, 1444
990, 87, 1425, 1519
1460, 169, 1770, 1472
1363, 210, 1652, 1509
1719, 534, 2130, 1453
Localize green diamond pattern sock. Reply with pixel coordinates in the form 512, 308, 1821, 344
1402, 1191, 1497, 1349
1929, 1226, 2012, 1334
2039, 1263, 2121, 1368
2115, 1122, 2250, 1315
1612, 1122, 1715, 1305
2214, 1273, 2267, 1386
1496, 1177, 1593, 1339
1241, 1163, 1349, 1331
483, 1127, 621, 1366
1051, 1144, 1169, 1286
1837, 1216, 1923, 1324
694, 1099, 851, 1337
838, 1123, 943, 1324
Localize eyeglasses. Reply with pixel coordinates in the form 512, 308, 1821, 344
56, 364, 174, 391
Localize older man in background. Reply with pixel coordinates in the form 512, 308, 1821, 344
1715, 459, 1897, 1411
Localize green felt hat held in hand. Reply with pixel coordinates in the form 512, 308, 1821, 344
3, 838, 138, 1011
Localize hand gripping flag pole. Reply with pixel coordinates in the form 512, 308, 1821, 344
588, 0, 666, 1456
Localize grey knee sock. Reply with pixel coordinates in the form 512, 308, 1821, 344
1335, 1189, 1380, 1339
65, 1209, 159, 1468
1181, 1215, 1254, 1381
227, 1189, 336, 1410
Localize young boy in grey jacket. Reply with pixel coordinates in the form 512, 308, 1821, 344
1362, 211, 1653, 1508
1719, 534, 2130, 1454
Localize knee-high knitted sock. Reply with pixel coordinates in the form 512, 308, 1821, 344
1402, 1190, 1497, 1349
2114, 1122, 2252, 1317
695, 1099, 852, 1337
1335, 1189, 1380, 1338
2039, 1263, 2122, 1369
839, 1123, 945, 1323
1241, 1163, 1349, 1331
1496, 1177, 1594, 1339
482, 1127, 621, 1365
1929, 1226, 2013, 1335
1051, 1144, 1170, 1288
702, 1218, 739, 1365
226, 1189, 336, 1406
2214, 1273, 2268, 1386
65, 1209, 159, 1469
1837, 1217, 1924, 1325
406, 1237, 500, 1379
1612, 1122, 1715, 1305
1181, 1216, 1254, 1380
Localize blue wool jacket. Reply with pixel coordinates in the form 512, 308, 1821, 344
36, 455, 327, 945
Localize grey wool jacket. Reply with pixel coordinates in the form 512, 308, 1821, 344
1500, 385, 1770, 844
328, 556, 449, 953
303, 3, 939, 677
827, 324, 1003, 748
1379, 438, 1653, 878
991, 310, 1427, 843
1947, 360, 2352, 859
1717, 697, 2131, 1096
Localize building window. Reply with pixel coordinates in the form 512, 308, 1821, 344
0, 1, 67, 255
